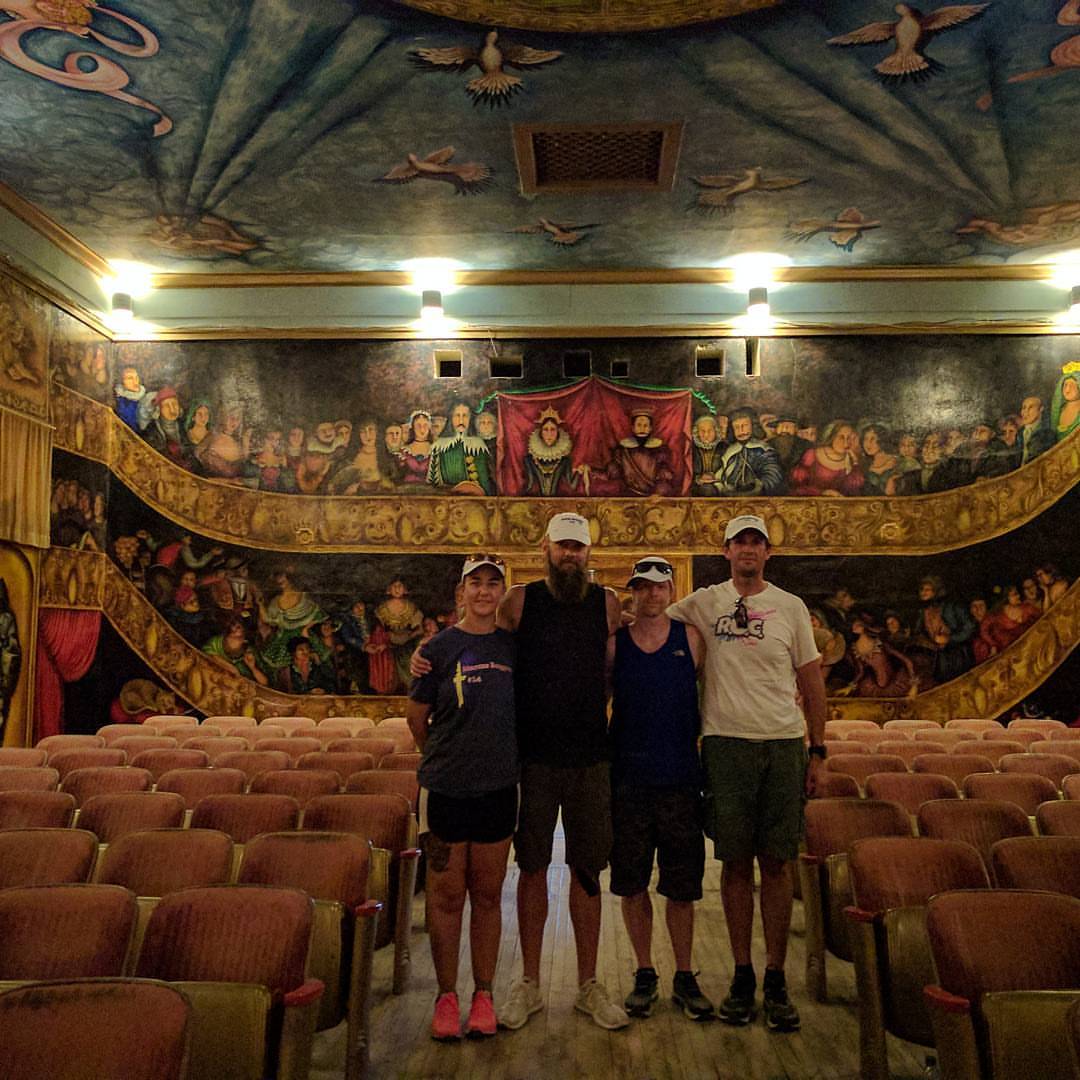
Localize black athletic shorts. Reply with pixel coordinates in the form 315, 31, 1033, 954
422, 784, 518, 845
610, 782, 705, 903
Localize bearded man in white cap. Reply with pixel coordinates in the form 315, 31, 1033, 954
666, 514, 827, 1034
413, 511, 627, 1030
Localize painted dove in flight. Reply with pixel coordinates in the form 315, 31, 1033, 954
376, 147, 493, 195
691, 167, 808, 215
785, 208, 882, 252
413, 29, 562, 104
828, 4, 989, 78
511, 219, 600, 246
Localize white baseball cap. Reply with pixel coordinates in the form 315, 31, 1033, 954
627, 555, 675, 587
723, 514, 770, 543
460, 554, 506, 582
546, 512, 592, 546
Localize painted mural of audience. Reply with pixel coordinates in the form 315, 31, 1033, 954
50, 478, 107, 551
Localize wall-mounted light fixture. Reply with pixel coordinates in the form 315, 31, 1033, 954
747, 286, 770, 322
421, 290, 443, 323
111, 291, 134, 329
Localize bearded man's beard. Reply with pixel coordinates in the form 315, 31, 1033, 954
547, 555, 588, 604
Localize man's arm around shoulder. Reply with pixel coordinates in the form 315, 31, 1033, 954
497, 583, 526, 632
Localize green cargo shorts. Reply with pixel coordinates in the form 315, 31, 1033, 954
700, 735, 807, 862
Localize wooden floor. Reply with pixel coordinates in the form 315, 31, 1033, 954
311, 835, 931, 1080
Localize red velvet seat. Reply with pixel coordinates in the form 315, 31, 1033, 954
0, 747, 47, 767
36, 734, 104, 753
916, 799, 1032, 879
912, 753, 994, 786
250, 768, 342, 806
827, 754, 907, 790
1001, 753, 1079, 790
78, 791, 186, 844
0, 829, 96, 887
345, 769, 419, 813
1036, 800, 1080, 838
297, 751, 376, 784
155, 767, 247, 809
379, 752, 422, 772
60, 766, 153, 807
129, 748, 210, 782
254, 737, 322, 761
110, 735, 179, 756
97, 828, 233, 896
991, 836, 1080, 898
0, 790, 75, 828
864, 772, 959, 816
190, 793, 300, 844
48, 748, 127, 779
962, 772, 1059, 816
213, 750, 292, 787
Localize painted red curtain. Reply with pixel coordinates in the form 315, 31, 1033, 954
34, 610, 101, 740
496, 377, 692, 496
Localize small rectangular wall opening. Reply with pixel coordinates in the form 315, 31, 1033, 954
695, 345, 725, 378
745, 339, 761, 378
610, 358, 629, 379
489, 352, 523, 379
563, 349, 592, 378
434, 349, 463, 379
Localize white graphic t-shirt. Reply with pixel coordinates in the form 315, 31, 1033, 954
668, 581, 820, 740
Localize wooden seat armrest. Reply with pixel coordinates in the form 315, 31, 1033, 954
923, 984, 970, 1014
399, 847, 421, 861
284, 978, 324, 1008
844, 905, 876, 924
349, 899, 383, 919
799, 853, 822, 866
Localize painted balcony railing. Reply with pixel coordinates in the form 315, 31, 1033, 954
40, 546, 1080, 723
53, 382, 1080, 555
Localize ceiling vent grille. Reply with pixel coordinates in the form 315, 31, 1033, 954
513, 122, 683, 194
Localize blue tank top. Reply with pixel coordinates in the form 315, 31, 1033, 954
610, 620, 701, 787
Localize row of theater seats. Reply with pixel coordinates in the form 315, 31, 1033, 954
0, 795, 422, 1080
798, 797, 1080, 1080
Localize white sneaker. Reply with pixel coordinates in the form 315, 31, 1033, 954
498, 977, 543, 1030
574, 979, 630, 1030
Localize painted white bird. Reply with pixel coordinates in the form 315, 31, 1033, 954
511, 219, 600, 246
690, 167, 808, 215
413, 29, 562, 103
828, 4, 989, 78
377, 147, 493, 194
785, 208, 881, 251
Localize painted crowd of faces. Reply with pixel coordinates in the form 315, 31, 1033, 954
109, 528, 454, 697
50, 477, 107, 552
811, 565, 1071, 699
114, 366, 1080, 498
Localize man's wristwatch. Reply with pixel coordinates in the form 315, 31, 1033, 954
807, 744, 827, 760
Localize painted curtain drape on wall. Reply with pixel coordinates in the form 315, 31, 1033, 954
497, 378, 692, 497
34, 609, 100, 739
0, 408, 51, 548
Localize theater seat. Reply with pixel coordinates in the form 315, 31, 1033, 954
0, 790, 76, 829
912, 753, 994, 787
0, 828, 97, 887
1035, 800, 1080, 838
345, 770, 419, 814
864, 772, 959, 819
991, 837, 1080, 899
924, 890, 1080, 1080
962, 772, 1059, 818
0, 978, 191, 1080
827, 754, 907, 792
916, 799, 1032, 880
297, 751, 376, 784
1000, 753, 1079, 791
0, 747, 47, 767
250, 768, 342, 807
78, 791, 186, 845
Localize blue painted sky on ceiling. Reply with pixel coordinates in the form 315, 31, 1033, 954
0, 0, 1078, 272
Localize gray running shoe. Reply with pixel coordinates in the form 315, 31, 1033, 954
762, 972, 800, 1032
672, 971, 715, 1021
498, 977, 543, 1030
718, 969, 757, 1026
624, 967, 659, 1018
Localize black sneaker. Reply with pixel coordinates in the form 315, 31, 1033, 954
672, 971, 715, 1021
762, 971, 800, 1033
624, 967, 659, 1018
718, 967, 757, 1026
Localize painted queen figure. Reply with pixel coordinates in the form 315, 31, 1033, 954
524, 406, 588, 496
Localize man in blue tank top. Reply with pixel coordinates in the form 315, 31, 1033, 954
608, 555, 715, 1022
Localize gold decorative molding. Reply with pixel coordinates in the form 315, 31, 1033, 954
39, 548, 408, 722
828, 577, 1080, 724
52, 383, 1080, 555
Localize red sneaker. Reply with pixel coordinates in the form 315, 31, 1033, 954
465, 990, 497, 1038
431, 991, 461, 1041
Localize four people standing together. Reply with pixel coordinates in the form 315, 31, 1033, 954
409, 510, 827, 1041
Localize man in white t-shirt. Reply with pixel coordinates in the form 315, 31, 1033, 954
667, 514, 826, 1034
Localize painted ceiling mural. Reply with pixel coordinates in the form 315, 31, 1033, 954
1, 1, 1079, 272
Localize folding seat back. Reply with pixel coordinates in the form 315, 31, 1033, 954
0, 790, 76, 829
0, 978, 191, 1080
846, 837, 989, 1079
375, 716, 408, 728
78, 792, 186, 844
345, 769, 419, 812
912, 753, 994, 786
877, 741, 942, 767
181, 736, 250, 759
191, 793, 300, 844
303, 794, 420, 993
250, 769, 342, 806
135, 885, 323, 1080
1036, 800, 1080, 838
1002, 729, 1048, 749
825, 739, 866, 756
916, 799, 1032, 879
992, 836, 1080, 898
111, 735, 178, 756
1009, 719, 1069, 737
214, 751, 292, 787
0, 828, 97, 887
156, 767, 247, 811
825, 720, 880, 739
155, 722, 201, 740
1065, 774, 1080, 801
97, 828, 233, 897
204, 715, 257, 729
827, 754, 907, 791
48, 748, 127, 779
0, 747, 47, 767
240, 831, 381, 1077
972, 740, 1027, 767
329, 736, 395, 764
924, 890, 1080, 1080
864, 772, 959, 817
1001, 753, 1079, 790
1036, 741, 1080, 767
855, 729, 908, 751
37, 734, 104, 752
142, 715, 197, 731
944, 719, 1003, 735
0, 766, 60, 792
237, 726, 287, 742
799, 799, 911, 1001
318, 716, 374, 735
264, 716, 317, 736
60, 766, 153, 807
815, 772, 861, 798
1050, 729, 1080, 741
129, 748, 209, 782
297, 752, 375, 784
0, 883, 136, 979
379, 752, 422, 772
256, 737, 321, 761
96, 723, 144, 743
882, 719, 940, 735
915, 728, 977, 749
962, 772, 1058, 817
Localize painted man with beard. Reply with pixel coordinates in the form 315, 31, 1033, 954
691, 414, 725, 496
604, 406, 674, 497
718, 408, 785, 495
427, 401, 495, 495
769, 416, 812, 477
143, 386, 194, 467
412, 512, 628, 1030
